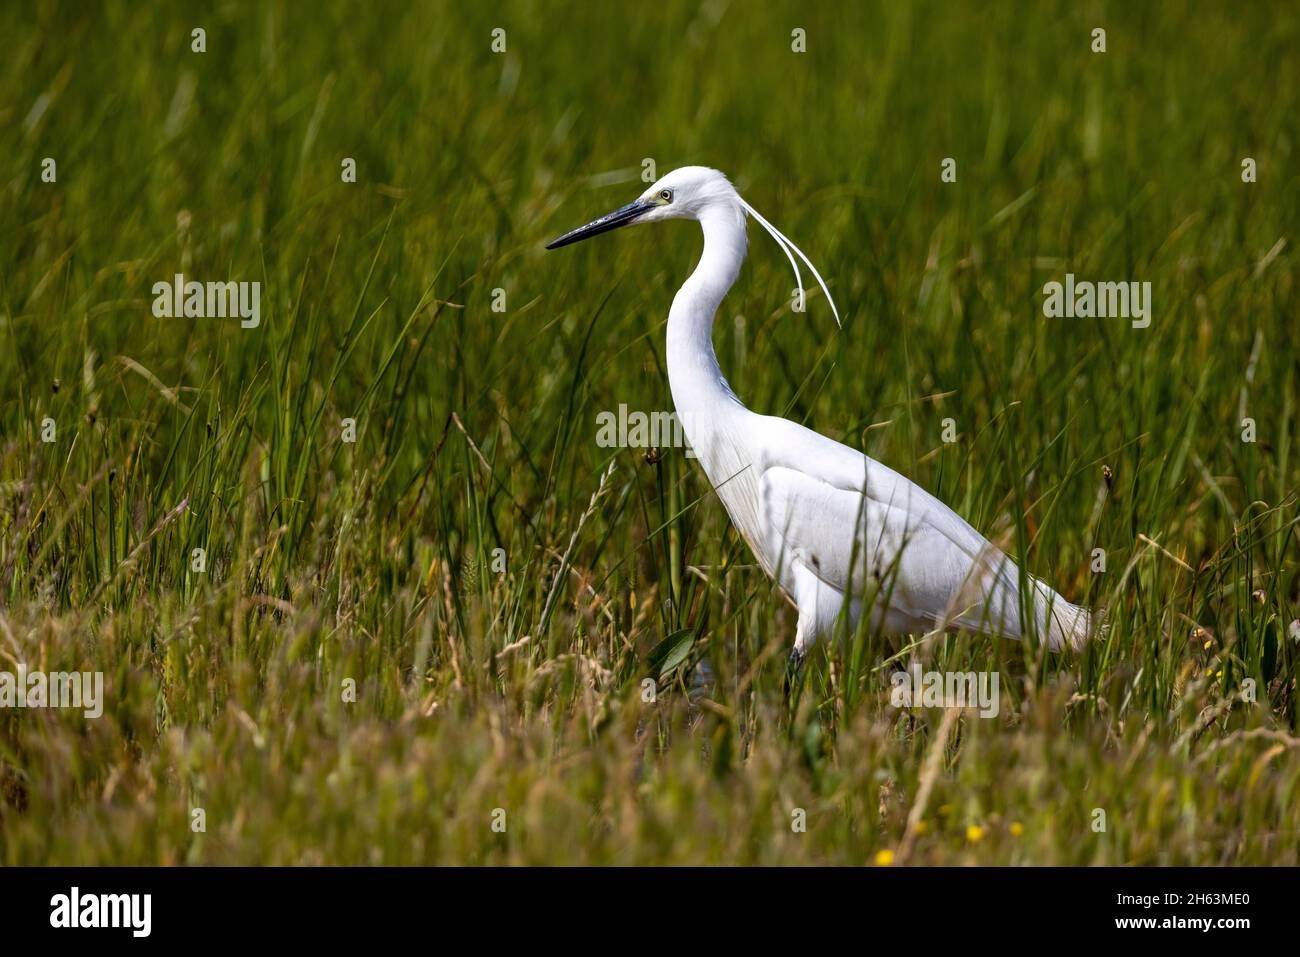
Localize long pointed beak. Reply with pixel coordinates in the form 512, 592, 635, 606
545, 200, 655, 249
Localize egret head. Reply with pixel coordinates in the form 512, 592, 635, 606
545, 165, 839, 324
544, 167, 737, 248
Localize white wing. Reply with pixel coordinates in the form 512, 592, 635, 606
754, 416, 1088, 649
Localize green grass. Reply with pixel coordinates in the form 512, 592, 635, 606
1, 0, 1298, 865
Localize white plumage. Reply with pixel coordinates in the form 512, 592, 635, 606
548, 166, 1092, 663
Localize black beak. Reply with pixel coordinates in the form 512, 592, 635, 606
545, 200, 655, 250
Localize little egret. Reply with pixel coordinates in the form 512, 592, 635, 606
547, 167, 1093, 669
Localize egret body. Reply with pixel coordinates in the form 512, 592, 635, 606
547, 167, 1092, 665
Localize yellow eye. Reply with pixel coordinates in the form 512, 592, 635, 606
659, 188, 673, 202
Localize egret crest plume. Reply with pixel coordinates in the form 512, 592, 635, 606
737, 196, 840, 326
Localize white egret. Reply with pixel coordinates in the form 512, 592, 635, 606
547, 167, 1094, 670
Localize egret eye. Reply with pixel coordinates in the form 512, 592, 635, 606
659, 189, 673, 202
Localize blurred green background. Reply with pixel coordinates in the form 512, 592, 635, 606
1, 0, 1298, 864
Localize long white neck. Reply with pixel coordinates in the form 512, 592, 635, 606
666, 204, 750, 426
665, 202, 775, 570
